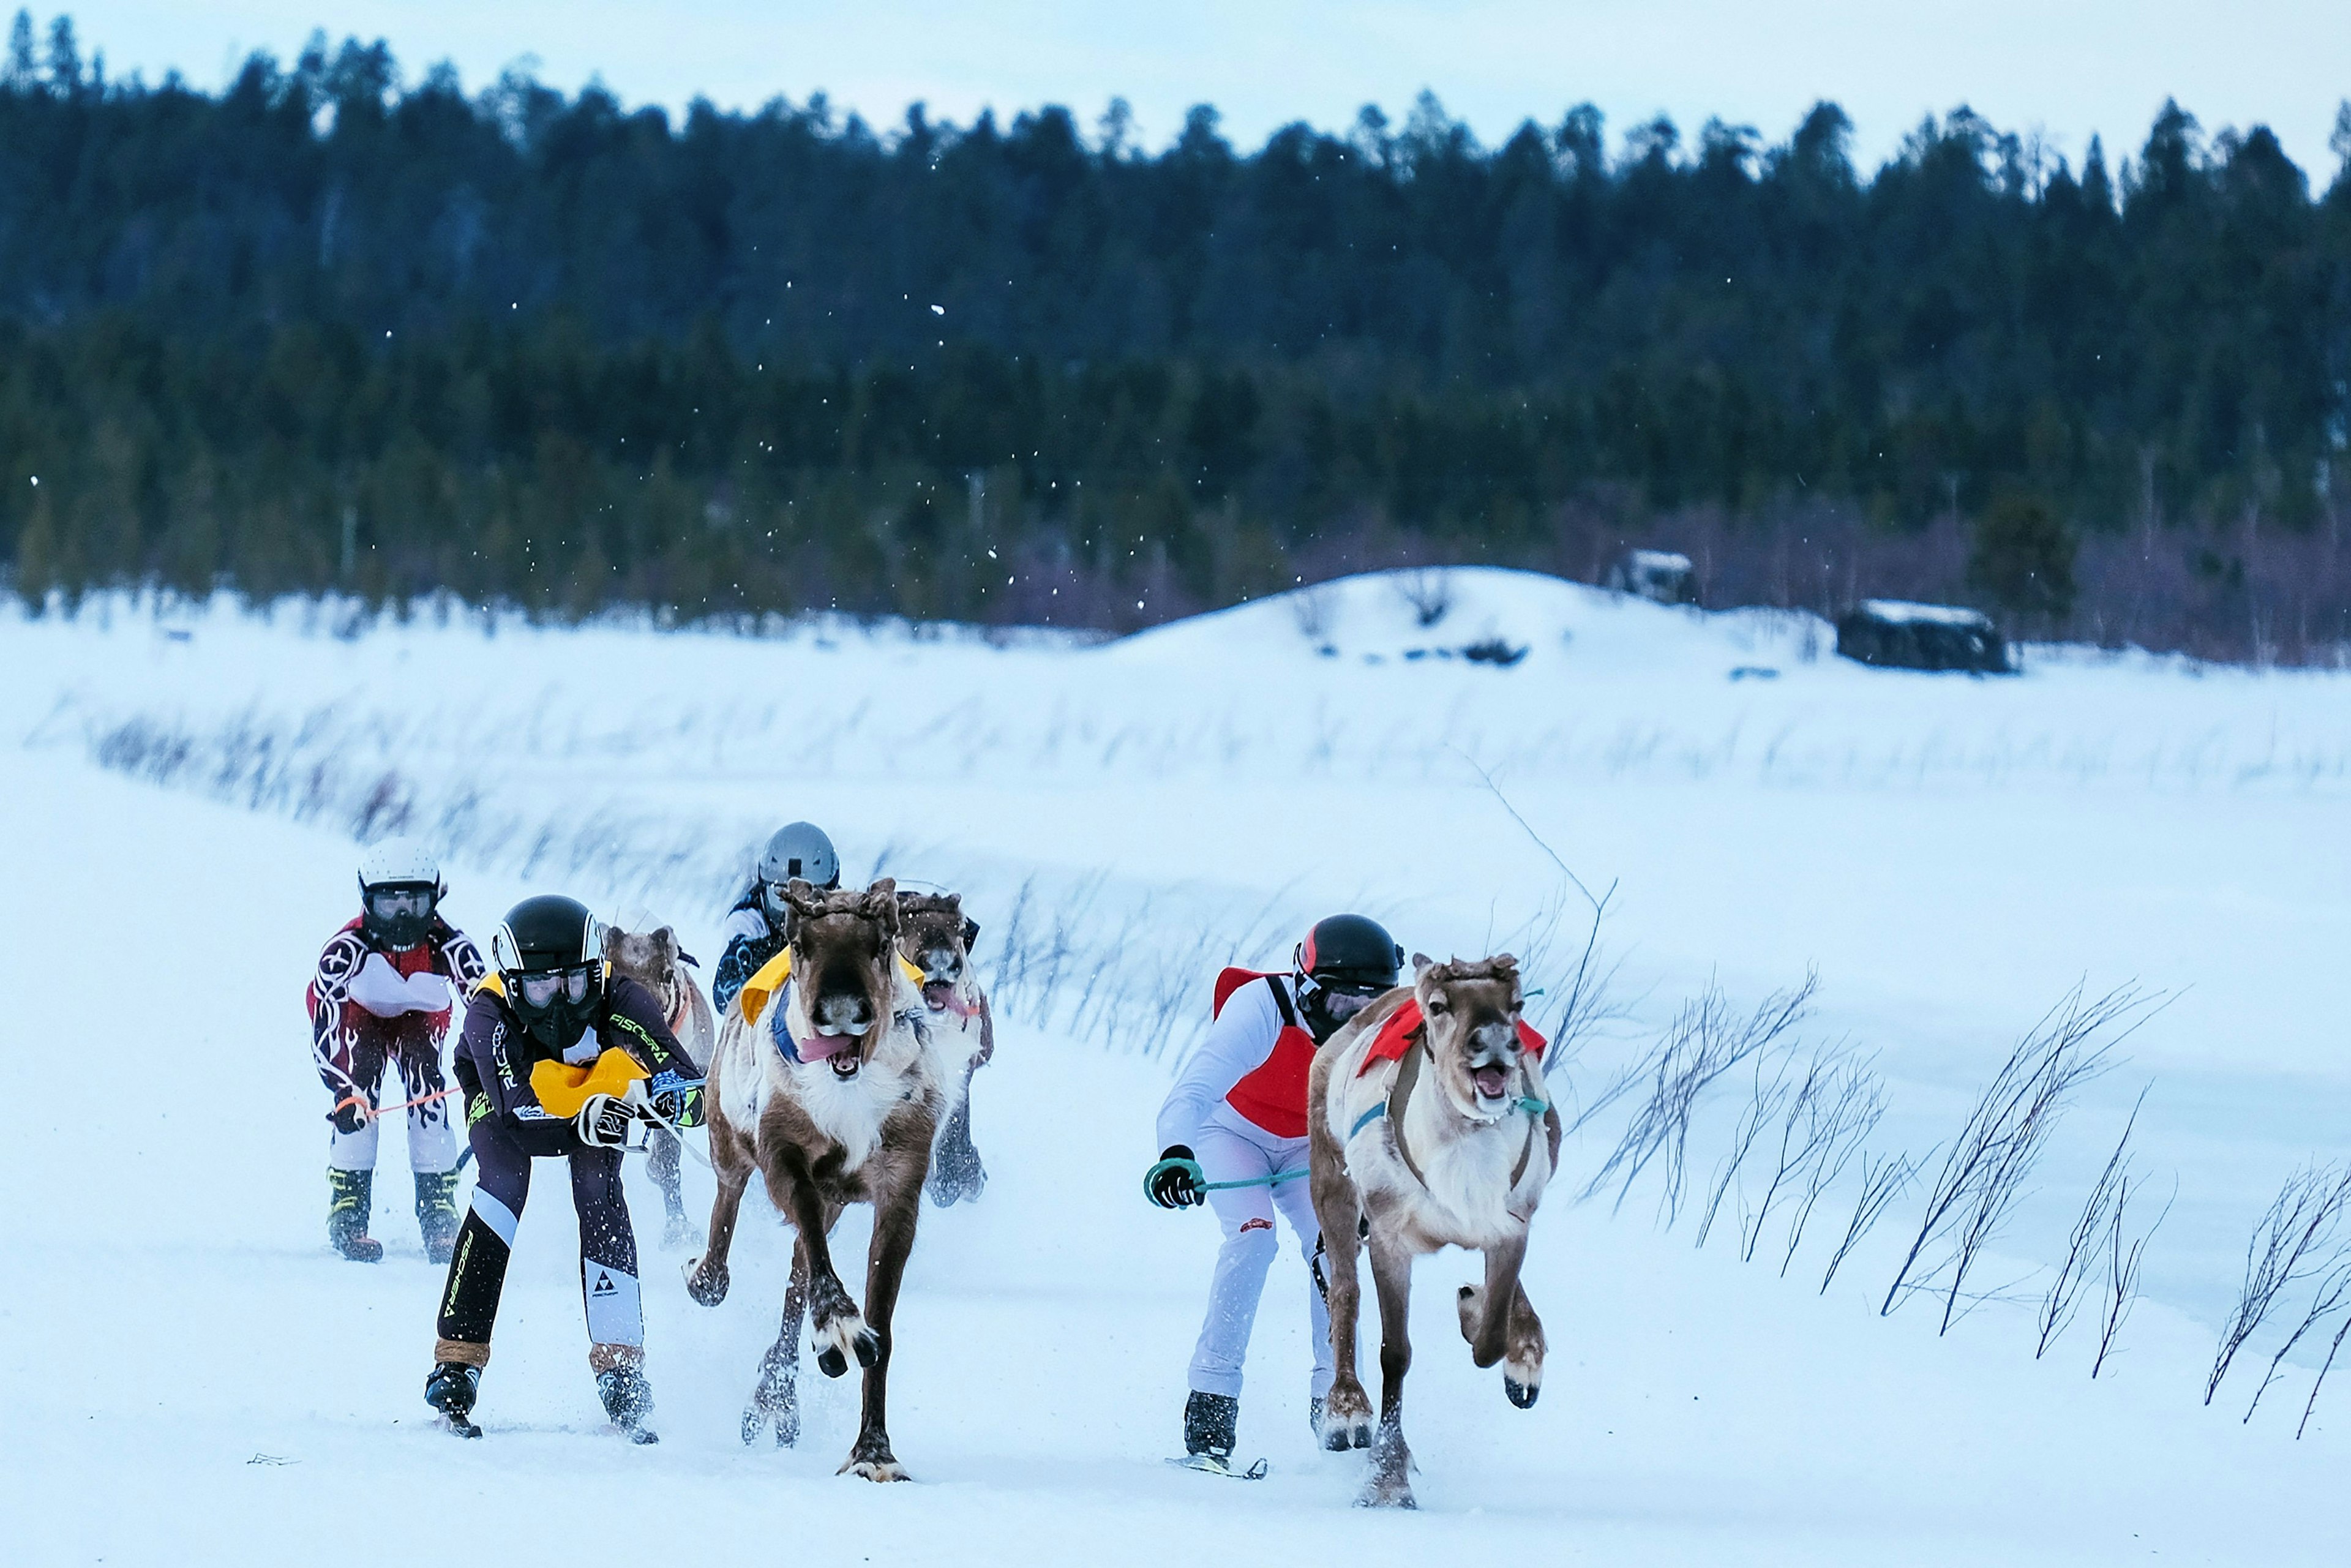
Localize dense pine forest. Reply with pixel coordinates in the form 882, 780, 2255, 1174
3, 13, 2349, 656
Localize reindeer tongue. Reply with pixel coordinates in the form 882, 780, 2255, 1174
795, 1029, 851, 1063
922, 981, 954, 1011
1472, 1064, 1509, 1099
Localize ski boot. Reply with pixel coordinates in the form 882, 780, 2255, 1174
1185, 1389, 1237, 1460
424, 1361, 482, 1438
415, 1170, 461, 1266
327, 1168, 383, 1262
597, 1363, 659, 1445
1170, 1390, 1262, 1479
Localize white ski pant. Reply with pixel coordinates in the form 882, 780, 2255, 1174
1187, 1104, 1335, 1401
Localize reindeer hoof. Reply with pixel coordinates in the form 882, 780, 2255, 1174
683, 1256, 728, 1307
663, 1214, 703, 1251
740, 1408, 766, 1446
1504, 1376, 1539, 1409
841, 1457, 909, 1482
1356, 1484, 1418, 1510
816, 1345, 848, 1379
852, 1329, 881, 1368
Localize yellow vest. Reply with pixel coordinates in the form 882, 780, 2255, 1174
738, 949, 927, 1030
472, 966, 646, 1117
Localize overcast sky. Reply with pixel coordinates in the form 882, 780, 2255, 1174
40, 2, 2351, 178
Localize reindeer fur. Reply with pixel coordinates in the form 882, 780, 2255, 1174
1307, 953, 1562, 1509
684, 877, 947, 1481
894, 890, 994, 1206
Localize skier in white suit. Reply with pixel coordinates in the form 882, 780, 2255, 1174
1146, 913, 1406, 1470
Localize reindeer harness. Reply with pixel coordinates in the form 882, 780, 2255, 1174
1351, 998, 1550, 1191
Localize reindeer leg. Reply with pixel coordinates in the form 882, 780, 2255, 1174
1457, 1234, 1543, 1407
744, 1235, 812, 1446
1307, 1113, 1372, 1450
768, 1157, 872, 1381
841, 1159, 924, 1481
650, 1128, 699, 1248
684, 1132, 751, 1307
925, 1062, 986, 1207
1361, 1231, 1418, 1509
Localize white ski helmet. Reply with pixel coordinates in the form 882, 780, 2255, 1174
357, 836, 444, 948
358, 836, 443, 896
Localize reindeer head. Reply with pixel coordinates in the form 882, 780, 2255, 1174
784, 877, 902, 1078
894, 891, 977, 1015
1414, 955, 1532, 1120
602, 924, 683, 1016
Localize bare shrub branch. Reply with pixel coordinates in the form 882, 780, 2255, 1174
1822, 1149, 1918, 1294
1780, 1062, 1886, 1275
2244, 1258, 2351, 1425
2297, 1306, 2351, 1439
1879, 985, 2151, 1328
2091, 1172, 2170, 1378
2038, 1086, 2150, 1359
2208, 1161, 2351, 1405
1695, 1053, 1791, 1249
1583, 973, 1818, 1223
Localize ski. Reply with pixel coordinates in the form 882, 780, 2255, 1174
1166, 1454, 1267, 1480
441, 1413, 482, 1440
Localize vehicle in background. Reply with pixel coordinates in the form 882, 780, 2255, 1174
1835, 599, 2012, 673
1603, 549, 1699, 607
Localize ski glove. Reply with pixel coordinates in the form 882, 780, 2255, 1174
328, 1096, 370, 1135
645, 1071, 704, 1131
576, 1093, 639, 1149
1146, 1146, 1205, 1209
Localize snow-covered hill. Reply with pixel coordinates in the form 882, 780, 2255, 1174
5, 576, 2350, 1564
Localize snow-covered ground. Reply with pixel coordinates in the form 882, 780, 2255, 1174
5, 571, 2349, 1564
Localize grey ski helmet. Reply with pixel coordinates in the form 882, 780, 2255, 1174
758, 822, 840, 919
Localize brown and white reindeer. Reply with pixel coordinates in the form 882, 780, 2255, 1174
683, 877, 947, 1481
1306, 953, 1561, 1509
893, 890, 994, 1206
602, 923, 717, 1247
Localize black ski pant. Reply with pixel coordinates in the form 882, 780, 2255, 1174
433, 1112, 643, 1375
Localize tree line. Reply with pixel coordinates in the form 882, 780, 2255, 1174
3, 13, 2349, 655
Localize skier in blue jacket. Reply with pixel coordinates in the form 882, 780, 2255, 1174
711, 822, 840, 1016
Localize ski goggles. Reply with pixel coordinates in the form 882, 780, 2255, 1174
514, 963, 596, 1009
364, 886, 437, 923
1306, 977, 1387, 1022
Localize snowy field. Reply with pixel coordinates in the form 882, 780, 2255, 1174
5, 570, 2350, 1564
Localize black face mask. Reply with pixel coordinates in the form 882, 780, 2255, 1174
363, 886, 437, 949
510, 964, 603, 1050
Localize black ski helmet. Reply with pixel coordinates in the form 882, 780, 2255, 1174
1294, 913, 1405, 1043
1297, 913, 1405, 990
490, 894, 606, 1048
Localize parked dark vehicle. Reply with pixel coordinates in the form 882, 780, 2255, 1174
1603, 549, 1700, 607
1835, 601, 2012, 673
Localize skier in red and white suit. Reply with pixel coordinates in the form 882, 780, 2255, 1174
1146, 913, 1406, 1466
307, 837, 486, 1264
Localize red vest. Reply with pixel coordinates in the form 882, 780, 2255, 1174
1213, 968, 1319, 1140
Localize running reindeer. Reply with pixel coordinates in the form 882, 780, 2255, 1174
1307, 954, 1559, 1509
602, 924, 716, 1247
684, 878, 947, 1481
894, 891, 994, 1206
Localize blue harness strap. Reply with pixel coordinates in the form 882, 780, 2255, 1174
767, 978, 804, 1064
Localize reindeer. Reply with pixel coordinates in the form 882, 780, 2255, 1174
683, 878, 945, 1482
602, 924, 716, 1247
1306, 954, 1561, 1509
893, 891, 994, 1206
